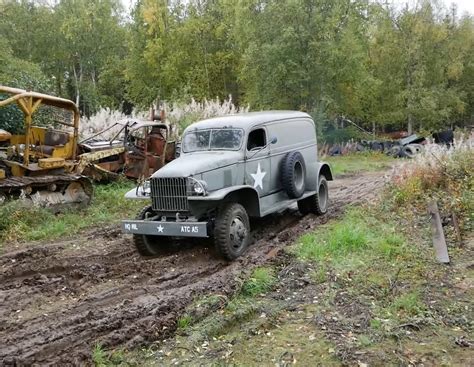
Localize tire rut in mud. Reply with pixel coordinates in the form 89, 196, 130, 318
0, 170, 390, 366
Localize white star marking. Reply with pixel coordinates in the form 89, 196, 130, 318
157, 225, 164, 233
251, 163, 266, 190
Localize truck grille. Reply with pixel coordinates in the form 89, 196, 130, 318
150, 177, 189, 212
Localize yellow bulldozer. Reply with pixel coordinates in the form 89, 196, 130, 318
0, 85, 93, 209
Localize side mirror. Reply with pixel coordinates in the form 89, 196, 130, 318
270, 137, 277, 144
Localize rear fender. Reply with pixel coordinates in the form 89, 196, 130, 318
317, 162, 333, 181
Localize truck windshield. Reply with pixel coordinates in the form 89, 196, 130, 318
182, 129, 243, 152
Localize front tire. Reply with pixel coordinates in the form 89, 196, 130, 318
214, 203, 250, 261
297, 175, 329, 215
133, 205, 172, 256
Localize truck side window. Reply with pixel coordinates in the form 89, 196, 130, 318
247, 128, 266, 151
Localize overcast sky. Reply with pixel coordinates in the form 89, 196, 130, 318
446, 0, 474, 15
388, 0, 474, 15
120, 0, 474, 16
439, 0, 474, 15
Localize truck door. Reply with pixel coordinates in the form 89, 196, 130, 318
245, 127, 271, 197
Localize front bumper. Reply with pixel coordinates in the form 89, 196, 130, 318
121, 220, 208, 237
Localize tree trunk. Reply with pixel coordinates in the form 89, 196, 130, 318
73, 65, 80, 107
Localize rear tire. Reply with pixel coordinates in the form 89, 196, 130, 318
297, 175, 329, 215
133, 205, 172, 256
214, 203, 250, 261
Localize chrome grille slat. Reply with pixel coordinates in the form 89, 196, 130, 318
151, 177, 189, 212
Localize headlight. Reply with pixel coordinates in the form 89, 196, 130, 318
136, 180, 151, 196
192, 180, 207, 195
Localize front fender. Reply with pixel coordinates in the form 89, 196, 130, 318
188, 185, 257, 201
189, 185, 261, 217
124, 185, 150, 200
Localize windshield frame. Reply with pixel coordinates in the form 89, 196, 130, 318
182, 128, 245, 153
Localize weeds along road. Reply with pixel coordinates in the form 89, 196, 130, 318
0, 170, 390, 366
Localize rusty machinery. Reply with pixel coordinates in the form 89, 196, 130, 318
0, 85, 176, 209
0, 85, 93, 209
78, 118, 176, 181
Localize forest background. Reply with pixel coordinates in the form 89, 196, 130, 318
1, 0, 473, 141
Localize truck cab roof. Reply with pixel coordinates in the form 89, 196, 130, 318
184, 111, 312, 133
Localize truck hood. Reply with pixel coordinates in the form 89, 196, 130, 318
152, 151, 242, 178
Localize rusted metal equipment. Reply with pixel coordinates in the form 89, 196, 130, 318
78, 119, 176, 181
0, 85, 93, 209
122, 120, 175, 179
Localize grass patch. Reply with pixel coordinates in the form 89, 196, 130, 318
0, 180, 144, 247
357, 334, 373, 347
92, 344, 107, 366
325, 152, 393, 176
311, 266, 328, 284
226, 267, 276, 315
390, 291, 427, 318
295, 207, 404, 264
171, 267, 278, 342
91, 343, 125, 367
241, 266, 276, 297
177, 314, 193, 330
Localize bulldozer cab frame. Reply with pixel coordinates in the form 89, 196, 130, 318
0, 86, 93, 209
0, 85, 80, 169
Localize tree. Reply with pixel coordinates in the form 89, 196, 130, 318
0, 0, 129, 116
126, 0, 239, 107
0, 36, 54, 133
368, 1, 469, 133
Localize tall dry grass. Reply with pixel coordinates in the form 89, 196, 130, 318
79, 108, 148, 139
79, 96, 249, 139
389, 139, 473, 233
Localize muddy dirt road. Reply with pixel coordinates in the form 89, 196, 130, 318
0, 170, 390, 366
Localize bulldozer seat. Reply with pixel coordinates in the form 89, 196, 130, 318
33, 129, 70, 156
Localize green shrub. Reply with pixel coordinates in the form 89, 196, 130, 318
0, 201, 53, 233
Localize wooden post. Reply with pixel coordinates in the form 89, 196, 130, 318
427, 201, 450, 264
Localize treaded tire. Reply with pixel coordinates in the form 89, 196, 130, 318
133, 205, 172, 256
281, 151, 306, 198
214, 203, 250, 261
401, 144, 417, 159
297, 175, 329, 216
387, 145, 402, 158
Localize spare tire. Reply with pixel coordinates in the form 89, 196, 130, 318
281, 151, 306, 198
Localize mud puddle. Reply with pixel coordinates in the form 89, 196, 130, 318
0, 170, 390, 365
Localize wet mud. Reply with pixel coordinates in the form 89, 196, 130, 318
0, 171, 390, 365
